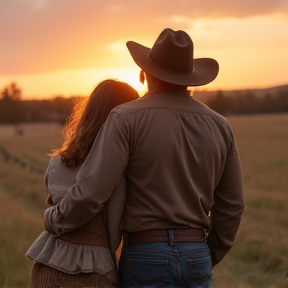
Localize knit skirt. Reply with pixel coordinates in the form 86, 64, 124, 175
29, 262, 119, 288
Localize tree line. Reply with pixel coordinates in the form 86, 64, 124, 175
207, 89, 288, 116
1, 82, 288, 124
0, 83, 78, 124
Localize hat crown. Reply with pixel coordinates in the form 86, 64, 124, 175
148, 29, 194, 74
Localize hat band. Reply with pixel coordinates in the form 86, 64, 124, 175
147, 54, 194, 75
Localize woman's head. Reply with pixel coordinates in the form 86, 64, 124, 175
53, 79, 139, 167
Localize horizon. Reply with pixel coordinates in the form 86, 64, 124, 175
1, 1, 288, 100
4, 81, 287, 102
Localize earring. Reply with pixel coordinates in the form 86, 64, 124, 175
139, 70, 145, 84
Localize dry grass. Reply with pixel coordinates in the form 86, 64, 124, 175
0, 114, 288, 287
0, 123, 62, 288
0, 123, 63, 167
213, 114, 288, 288
0, 189, 43, 287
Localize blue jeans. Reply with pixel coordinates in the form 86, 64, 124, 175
117, 239, 212, 288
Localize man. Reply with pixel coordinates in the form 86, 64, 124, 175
44, 28, 244, 287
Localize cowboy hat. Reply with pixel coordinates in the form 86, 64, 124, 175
126, 28, 219, 86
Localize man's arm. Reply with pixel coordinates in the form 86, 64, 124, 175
106, 177, 126, 264
207, 142, 245, 267
44, 112, 129, 235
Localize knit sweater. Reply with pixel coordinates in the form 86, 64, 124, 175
26, 155, 126, 280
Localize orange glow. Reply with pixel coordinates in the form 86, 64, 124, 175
112, 69, 148, 97
1, 3, 287, 100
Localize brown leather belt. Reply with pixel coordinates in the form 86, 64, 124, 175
57, 231, 109, 248
125, 228, 206, 247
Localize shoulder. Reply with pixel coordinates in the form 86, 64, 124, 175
48, 155, 62, 166
45, 155, 61, 176
46, 155, 67, 173
111, 98, 144, 116
45, 155, 80, 183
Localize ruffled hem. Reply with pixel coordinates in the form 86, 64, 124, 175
26, 231, 117, 282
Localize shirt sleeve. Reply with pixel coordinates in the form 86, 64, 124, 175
46, 112, 129, 234
207, 137, 245, 267
106, 176, 126, 264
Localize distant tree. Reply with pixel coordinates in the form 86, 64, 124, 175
0, 82, 23, 123
242, 92, 258, 114
1, 82, 22, 100
208, 91, 231, 116
275, 90, 288, 113
259, 93, 275, 113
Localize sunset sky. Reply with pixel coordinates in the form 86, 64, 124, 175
1, 0, 288, 99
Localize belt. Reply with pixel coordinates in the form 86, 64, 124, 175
124, 228, 206, 247
57, 231, 109, 247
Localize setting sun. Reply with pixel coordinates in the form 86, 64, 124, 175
111, 69, 148, 97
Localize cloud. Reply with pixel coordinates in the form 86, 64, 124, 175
32, 0, 49, 10
185, 15, 288, 49
0, 0, 287, 75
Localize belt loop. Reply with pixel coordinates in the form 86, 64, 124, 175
167, 229, 175, 246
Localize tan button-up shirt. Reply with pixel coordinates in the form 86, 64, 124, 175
46, 91, 244, 266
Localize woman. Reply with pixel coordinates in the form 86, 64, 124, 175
26, 79, 139, 288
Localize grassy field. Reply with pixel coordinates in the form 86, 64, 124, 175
0, 114, 288, 288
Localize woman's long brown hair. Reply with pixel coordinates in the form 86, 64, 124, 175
51, 79, 139, 167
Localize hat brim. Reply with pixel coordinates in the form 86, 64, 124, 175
127, 41, 219, 86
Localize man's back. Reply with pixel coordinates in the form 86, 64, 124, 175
112, 92, 243, 264
114, 92, 237, 234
